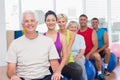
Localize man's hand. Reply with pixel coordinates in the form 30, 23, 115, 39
11, 75, 21, 80
86, 54, 90, 60
51, 72, 63, 80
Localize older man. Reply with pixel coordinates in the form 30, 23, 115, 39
7, 11, 63, 80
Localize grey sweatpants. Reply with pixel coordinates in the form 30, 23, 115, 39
75, 56, 87, 80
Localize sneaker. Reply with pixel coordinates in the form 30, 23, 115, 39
104, 69, 110, 76
97, 74, 105, 80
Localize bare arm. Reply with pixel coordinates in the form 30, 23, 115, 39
7, 63, 20, 80
50, 59, 63, 80
51, 34, 68, 73
98, 32, 109, 52
50, 59, 60, 72
86, 30, 98, 59
74, 35, 86, 61
57, 34, 68, 72
7, 63, 16, 78
74, 49, 85, 61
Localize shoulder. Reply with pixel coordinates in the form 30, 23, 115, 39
59, 33, 65, 39
76, 34, 85, 42
59, 33, 66, 42
76, 34, 84, 39
87, 27, 94, 32
38, 34, 55, 47
99, 28, 106, 32
87, 27, 96, 34
8, 35, 25, 49
38, 34, 53, 42
98, 28, 106, 35
12, 35, 25, 43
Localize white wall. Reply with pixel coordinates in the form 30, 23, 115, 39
0, 0, 7, 66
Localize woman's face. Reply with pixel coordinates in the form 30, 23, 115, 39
45, 14, 57, 30
68, 23, 78, 33
57, 18, 67, 30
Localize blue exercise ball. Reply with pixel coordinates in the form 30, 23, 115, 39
85, 60, 96, 80
107, 52, 117, 72
63, 76, 70, 80
90, 59, 105, 77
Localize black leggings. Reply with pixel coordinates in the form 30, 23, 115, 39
62, 62, 82, 80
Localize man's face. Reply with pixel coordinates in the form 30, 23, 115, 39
91, 20, 99, 29
79, 16, 87, 27
22, 13, 38, 33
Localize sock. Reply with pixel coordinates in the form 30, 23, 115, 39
105, 63, 108, 69
98, 71, 102, 75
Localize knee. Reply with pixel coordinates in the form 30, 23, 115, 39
104, 48, 110, 54
92, 53, 101, 61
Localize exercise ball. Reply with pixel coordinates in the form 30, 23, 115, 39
107, 52, 117, 72
85, 60, 96, 80
90, 59, 105, 77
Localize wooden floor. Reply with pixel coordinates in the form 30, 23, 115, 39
105, 62, 120, 80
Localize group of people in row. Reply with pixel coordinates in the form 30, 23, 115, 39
7, 10, 110, 80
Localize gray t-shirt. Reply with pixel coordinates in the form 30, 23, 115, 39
7, 34, 59, 79
72, 34, 86, 57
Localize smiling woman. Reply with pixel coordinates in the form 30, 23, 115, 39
1, 0, 120, 80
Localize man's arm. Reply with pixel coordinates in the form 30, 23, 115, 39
50, 59, 60, 72
7, 63, 20, 80
50, 59, 63, 80
97, 32, 109, 52
86, 30, 98, 59
7, 41, 20, 80
49, 40, 63, 80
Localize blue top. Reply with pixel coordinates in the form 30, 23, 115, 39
72, 34, 86, 57
96, 28, 106, 48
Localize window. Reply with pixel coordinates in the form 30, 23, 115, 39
21, 0, 54, 33
111, 0, 120, 43
86, 0, 107, 27
5, 0, 20, 30
56, 0, 83, 21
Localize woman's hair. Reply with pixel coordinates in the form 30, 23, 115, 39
67, 21, 80, 29
57, 13, 68, 22
45, 10, 57, 21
